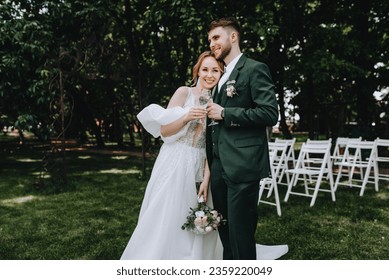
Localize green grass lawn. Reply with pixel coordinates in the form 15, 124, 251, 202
0, 144, 388, 260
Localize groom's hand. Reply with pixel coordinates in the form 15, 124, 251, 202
207, 103, 224, 120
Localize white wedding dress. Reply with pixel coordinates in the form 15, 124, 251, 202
120, 87, 288, 260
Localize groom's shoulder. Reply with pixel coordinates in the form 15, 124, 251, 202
244, 56, 266, 66
243, 57, 270, 72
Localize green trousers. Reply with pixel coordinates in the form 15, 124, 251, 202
210, 158, 259, 260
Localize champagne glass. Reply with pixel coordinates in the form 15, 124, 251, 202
200, 89, 219, 126
198, 89, 211, 109
195, 89, 211, 124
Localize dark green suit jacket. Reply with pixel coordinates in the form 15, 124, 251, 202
206, 54, 278, 183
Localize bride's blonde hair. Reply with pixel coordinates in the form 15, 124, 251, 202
191, 51, 224, 86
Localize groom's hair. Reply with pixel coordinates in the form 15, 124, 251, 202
207, 17, 242, 42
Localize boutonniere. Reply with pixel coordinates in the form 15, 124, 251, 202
225, 80, 238, 98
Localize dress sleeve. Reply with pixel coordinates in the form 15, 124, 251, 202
137, 104, 190, 143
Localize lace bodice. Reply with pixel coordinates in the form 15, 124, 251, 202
176, 88, 206, 149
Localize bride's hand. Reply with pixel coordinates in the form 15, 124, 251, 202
184, 107, 207, 124
197, 181, 209, 203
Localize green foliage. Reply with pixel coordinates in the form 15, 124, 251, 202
14, 114, 36, 131
0, 0, 388, 143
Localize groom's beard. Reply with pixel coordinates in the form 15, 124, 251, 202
217, 44, 232, 62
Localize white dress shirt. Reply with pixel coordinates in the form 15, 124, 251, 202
218, 53, 243, 92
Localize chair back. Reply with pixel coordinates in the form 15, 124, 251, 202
334, 139, 378, 196
374, 138, 389, 182
284, 138, 335, 207
331, 137, 362, 164
296, 139, 332, 172
274, 138, 296, 184
275, 138, 296, 167
268, 142, 289, 179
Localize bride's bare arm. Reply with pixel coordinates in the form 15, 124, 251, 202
198, 159, 210, 202
160, 87, 206, 137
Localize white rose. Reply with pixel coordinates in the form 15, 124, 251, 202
194, 217, 202, 226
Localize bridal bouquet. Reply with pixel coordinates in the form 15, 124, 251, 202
181, 196, 224, 235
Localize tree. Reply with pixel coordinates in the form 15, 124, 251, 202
1, 0, 388, 147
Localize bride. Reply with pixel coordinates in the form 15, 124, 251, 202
120, 51, 288, 260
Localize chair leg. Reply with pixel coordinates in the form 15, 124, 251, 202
359, 172, 367, 196
350, 162, 357, 186
309, 181, 320, 207
278, 168, 285, 184
285, 170, 291, 186
309, 174, 324, 207
267, 182, 274, 198
303, 174, 309, 194
267, 177, 274, 197
272, 180, 281, 216
284, 174, 294, 202
360, 161, 375, 196
258, 179, 266, 203
334, 164, 343, 192
329, 171, 336, 202
374, 161, 379, 192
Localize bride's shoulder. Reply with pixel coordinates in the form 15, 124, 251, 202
168, 86, 190, 108
173, 86, 190, 96
171, 86, 190, 100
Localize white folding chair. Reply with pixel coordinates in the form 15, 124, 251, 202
258, 142, 288, 216
284, 139, 335, 207
331, 137, 362, 166
334, 139, 378, 196
274, 138, 296, 186
302, 139, 332, 183
374, 138, 389, 183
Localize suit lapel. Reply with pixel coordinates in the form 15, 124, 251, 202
212, 85, 218, 100
215, 83, 224, 104
220, 55, 247, 107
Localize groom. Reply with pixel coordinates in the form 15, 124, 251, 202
206, 17, 278, 260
